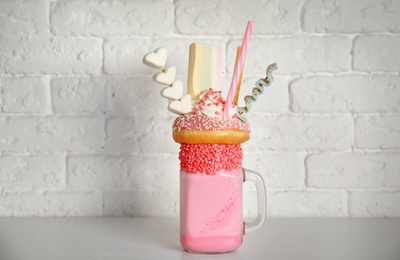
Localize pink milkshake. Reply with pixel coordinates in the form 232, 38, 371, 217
172, 89, 252, 253
180, 169, 244, 252
142, 21, 274, 254
178, 140, 245, 252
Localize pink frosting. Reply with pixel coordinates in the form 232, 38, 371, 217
172, 88, 251, 133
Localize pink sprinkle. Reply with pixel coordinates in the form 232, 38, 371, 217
172, 110, 251, 132
179, 144, 243, 174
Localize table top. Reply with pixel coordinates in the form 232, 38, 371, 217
0, 217, 399, 260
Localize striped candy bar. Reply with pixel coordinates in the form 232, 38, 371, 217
187, 42, 222, 100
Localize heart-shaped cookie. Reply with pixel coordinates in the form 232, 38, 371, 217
168, 94, 193, 115
153, 66, 176, 85
161, 80, 183, 100
143, 47, 167, 69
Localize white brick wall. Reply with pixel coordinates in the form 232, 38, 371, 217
0, 0, 399, 217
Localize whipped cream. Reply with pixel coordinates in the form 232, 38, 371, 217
193, 88, 237, 119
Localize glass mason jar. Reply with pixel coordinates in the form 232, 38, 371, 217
179, 143, 266, 253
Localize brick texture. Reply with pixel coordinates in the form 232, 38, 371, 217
0, 1, 50, 37
349, 191, 400, 217
291, 75, 400, 113
175, 0, 302, 35
51, 1, 174, 37
355, 114, 400, 149
0, 0, 399, 217
0, 192, 102, 217
0, 116, 105, 152
67, 154, 179, 191
306, 152, 400, 189
103, 191, 179, 217
303, 0, 400, 33
0, 154, 65, 192
243, 152, 306, 189
353, 36, 400, 72
2, 76, 51, 114
268, 190, 347, 217
247, 114, 354, 151
227, 36, 352, 75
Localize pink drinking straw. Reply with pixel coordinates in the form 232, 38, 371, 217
223, 20, 254, 120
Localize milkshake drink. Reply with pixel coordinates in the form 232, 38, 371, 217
142, 20, 276, 253
180, 169, 243, 252
172, 89, 264, 253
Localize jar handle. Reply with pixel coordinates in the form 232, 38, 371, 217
243, 168, 267, 234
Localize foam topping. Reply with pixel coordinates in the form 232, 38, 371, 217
193, 88, 237, 119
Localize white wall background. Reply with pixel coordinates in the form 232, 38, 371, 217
0, 0, 400, 217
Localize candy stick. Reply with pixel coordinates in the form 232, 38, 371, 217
232, 46, 244, 105
223, 20, 254, 120
236, 63, 278, 123
142, 47, 192, 115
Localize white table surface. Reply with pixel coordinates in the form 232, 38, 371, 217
0, 217, 399, 260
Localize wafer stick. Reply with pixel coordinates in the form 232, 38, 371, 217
233, 46, 244, 105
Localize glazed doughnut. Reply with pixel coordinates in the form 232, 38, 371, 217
172, 113, 250, 144
171, 88, 250, 144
